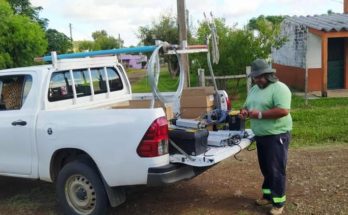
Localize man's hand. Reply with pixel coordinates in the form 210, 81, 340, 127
239, 108, 249, 119
248, 110, 260, 119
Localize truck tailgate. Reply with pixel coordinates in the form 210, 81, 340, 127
169, 130, 254, 167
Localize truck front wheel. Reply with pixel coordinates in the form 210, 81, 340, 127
56, 161, 108, 215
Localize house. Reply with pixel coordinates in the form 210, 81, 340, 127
272, 2, 348, 97
119, 54, 147, 69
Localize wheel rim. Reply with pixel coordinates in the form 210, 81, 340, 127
65, 174, 96, 215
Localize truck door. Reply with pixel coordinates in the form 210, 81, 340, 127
0, 74, 35, 175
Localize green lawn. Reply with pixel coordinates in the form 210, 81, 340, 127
131, 67, 198, 93
129, 68, 348, 147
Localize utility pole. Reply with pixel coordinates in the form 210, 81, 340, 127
177, 0, 190, 88
69, 23, 73, 42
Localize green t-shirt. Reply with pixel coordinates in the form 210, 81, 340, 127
244, 81, 292, 136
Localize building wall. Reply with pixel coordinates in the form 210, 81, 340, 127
272, 21, 308, 68
119, 54, 147, 69
307, 32, 322, 68
273, 63, 322, 91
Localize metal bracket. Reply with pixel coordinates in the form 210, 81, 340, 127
169, 139, 195, 161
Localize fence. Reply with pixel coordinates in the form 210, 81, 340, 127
198, 66, 252, 94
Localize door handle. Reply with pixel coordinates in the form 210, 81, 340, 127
11, 120, 27, 126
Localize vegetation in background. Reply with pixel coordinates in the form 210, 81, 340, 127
0, 0, 47, 69
75, 30, 123, 52
46, 29, 72, 54
247, 15, 287, 57
191, 15, 286, 77
7, 0, 48, 29
137, 14, 194, 76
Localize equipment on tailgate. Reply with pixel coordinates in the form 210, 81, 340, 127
228, 110, 246, 131
169, 128, 209, 156
207, 130, 247, 147
171, 118, 205, 129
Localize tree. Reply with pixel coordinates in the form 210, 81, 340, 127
46, 29, 72, 54
92, 30, 123, 50
137, 14, 193, 76
247, 15, 287, 55
192, 18, 261, 76
191, 15, 287, 78
0, 0, 47, 69
7, 0, 48, 28
77, 40, 95, 52
75, 30, 123, 52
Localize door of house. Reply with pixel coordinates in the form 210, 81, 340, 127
328, 38, 344, 89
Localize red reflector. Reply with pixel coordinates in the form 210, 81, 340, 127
137, 117, 169, 157
226, 97, 232, 111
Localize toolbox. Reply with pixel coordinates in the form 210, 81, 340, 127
169, 128, 209, 156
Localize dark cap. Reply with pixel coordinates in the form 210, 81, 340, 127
250, 59, 275, 78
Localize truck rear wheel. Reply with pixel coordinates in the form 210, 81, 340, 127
56, 161, 108, 215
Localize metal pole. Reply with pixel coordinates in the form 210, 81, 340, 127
177, 0, 190, 88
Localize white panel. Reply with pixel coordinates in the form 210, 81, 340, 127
307, 32, 322, 68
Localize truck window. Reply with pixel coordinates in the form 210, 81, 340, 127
48, 67, 123, 102
73, 69, 92, 97
90, 68, 107, 94
107, 67, 123, 92
0, 75, 32, 110
48, 71, 74, 102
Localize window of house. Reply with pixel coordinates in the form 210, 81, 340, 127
0, 75, 33, 110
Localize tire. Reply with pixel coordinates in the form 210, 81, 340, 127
56, 161, 108, 215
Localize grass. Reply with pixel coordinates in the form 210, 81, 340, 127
128, 68, 348, 147
131, 67, 198, 93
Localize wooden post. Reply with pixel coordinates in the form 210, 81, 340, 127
305, 30, 309, 106
198, 68, 205, 86
321, 35, 328, 97
177, 0, 190, 88
246, 66, 251, 94
344, 38, 348, 88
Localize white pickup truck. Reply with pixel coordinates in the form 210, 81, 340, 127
0, 55, 253, 215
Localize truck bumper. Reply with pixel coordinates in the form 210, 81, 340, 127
147, 163, 209, 186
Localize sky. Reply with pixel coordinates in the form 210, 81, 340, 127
30, 0, 344, 47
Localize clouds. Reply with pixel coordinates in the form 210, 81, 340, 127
30, 0, 343, 46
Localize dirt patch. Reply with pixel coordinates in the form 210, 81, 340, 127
0, 145, 347, 215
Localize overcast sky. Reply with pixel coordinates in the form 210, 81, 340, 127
30, 0, 343, 47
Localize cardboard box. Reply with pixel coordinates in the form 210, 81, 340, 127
180, 95, 214, 108
180, 107, 213, 119
112, 100, 174, 120
182, 87, 215, 97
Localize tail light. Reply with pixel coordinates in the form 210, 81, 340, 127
137, 117, 169, 157
226, 97, 232, 111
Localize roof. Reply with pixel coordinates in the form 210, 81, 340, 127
285, 13, 348, 32
0, 64, 51, 73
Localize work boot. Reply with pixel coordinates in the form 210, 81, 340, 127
255, 198, 272, 206
270, 206, 284, 215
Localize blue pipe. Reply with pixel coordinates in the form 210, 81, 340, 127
42, 45, 157, 62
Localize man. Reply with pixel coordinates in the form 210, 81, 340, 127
240, 59, 292, 215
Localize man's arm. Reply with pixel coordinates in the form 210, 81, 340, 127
248, 108, 289, 119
